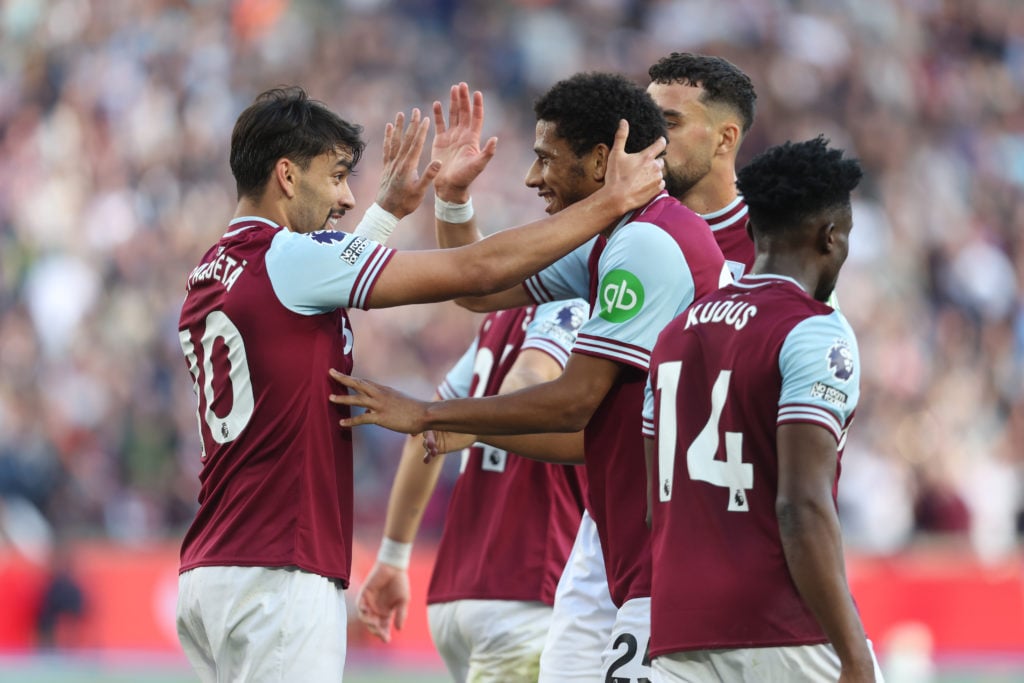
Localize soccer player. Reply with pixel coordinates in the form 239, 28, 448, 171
642, 136, 884, 681
357, 299, 588, 682
647, 51, 758, 280
329, 73, 730, 681
533, 52, 766, 679
174, 85, 665, 683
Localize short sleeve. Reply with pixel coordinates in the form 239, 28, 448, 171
642, 372, 655, 438
521, 299, 588, 368
574, 222, 695, 371
777, 311, 861, 443
522, 238, 595, 303
266, 229, 395, 314
437, 338, 480, 400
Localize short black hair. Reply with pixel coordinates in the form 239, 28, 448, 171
648, 52, 757, 135
736, 135, 863, 233
533, 72, 666, 156
230, 86, 365, 199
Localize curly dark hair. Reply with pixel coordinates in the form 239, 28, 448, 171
736, 135, 863, 234
648, 52, 756, 135
230, 86, 365, 199
533, 72, 666, 156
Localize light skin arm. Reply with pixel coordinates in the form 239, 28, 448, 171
366, 118, 662, 309
330, 352, 621, 440
776, 422, 876, 683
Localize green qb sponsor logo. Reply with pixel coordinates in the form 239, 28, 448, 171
599, 269, 644, 323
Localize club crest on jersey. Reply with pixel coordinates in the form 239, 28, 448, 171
826, 339, 854, 381
599, 269, 644, 323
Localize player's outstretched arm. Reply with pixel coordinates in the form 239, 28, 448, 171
330, 353, 619, 442
353, 109, 440, 242
777, 423, 876, 682
365, 121, 665, 309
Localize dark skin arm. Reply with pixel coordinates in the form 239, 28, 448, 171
777, 422, 875, 682
330, 353, 620, 443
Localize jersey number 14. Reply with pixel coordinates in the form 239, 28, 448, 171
657, 363, 753, 511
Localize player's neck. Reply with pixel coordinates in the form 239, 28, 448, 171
234, 197, 288, 229
751, 252, 819, 296
676, 166, 738, 216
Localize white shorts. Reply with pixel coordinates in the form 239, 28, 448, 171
427, 599, 552, 683
602, 597, 652, 681
652, 640, 885, 682
538, 510, 618, 682
177, 565, 348, 683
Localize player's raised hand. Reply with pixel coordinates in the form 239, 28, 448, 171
374, 108, 442, 219
431, 83, 498, 202
601, 119, 666, 215
355, 562, 410, 643
328, 369, 428, 434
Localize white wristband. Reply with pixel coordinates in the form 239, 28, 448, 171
434, 196, 474, 224
353, 202, 399, 244
377, 537, 412, 570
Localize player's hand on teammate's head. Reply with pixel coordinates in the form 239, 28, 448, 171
328, 369, 429, 435
421, 430, 477, 463
430, 82, 498, 203
356, 562, 410, 643
374, 108, 441, 219
601, 119, 666, 215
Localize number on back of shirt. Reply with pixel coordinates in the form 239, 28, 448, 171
656, 363, 753, 511
179, 311, 255, 457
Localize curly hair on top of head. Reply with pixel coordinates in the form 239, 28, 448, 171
648, 52, 756, 134
533, 72, 666, 156
736, 135, 863, 233
230, 86, 365, 199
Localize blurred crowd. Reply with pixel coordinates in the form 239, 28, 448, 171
0, 0, 1022, 564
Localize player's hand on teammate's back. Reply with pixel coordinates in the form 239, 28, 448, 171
356, 562, 410, 643
374, 108, 442, 219
329, 369, 429, 434
431, 82, 498, 203
421, 430, 477, 463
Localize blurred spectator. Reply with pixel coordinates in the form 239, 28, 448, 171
0, 0, 1022, 563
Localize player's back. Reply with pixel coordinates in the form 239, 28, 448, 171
429, 305, 586, 605
647, 274, 849, 655
178, 218, 357, 583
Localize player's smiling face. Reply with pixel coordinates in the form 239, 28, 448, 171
293, 147, 356, 233
525, 120, 600, 215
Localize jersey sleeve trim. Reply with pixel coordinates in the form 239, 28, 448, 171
437, 380, 459, 400
349, 245, 395, 309
641, 417, 655, 438
521, 338, 571, 368
573, 333, 650, 371
777, 403, 843, 443
523, 276, 552, 303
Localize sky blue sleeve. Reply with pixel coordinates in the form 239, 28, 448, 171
521, 299, 588, 368
265, 229, 394, 314
522, 238, 595, 303
778, 311, 861, 443
574, 222, 695, 371
437, 338, 479, 400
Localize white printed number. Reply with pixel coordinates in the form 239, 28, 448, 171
657, 364, 752, 511
179, 311, 255, 455
457, 346, 509, 474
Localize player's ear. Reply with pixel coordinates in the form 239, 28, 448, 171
716, 119, 741, 157
816, 221, 837, 254
275, 158, 298, 198
590, 143, 610, 182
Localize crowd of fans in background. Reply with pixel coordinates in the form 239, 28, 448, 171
0, 0, 1022, 565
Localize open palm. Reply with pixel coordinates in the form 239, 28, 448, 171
431, 82, 498, 201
